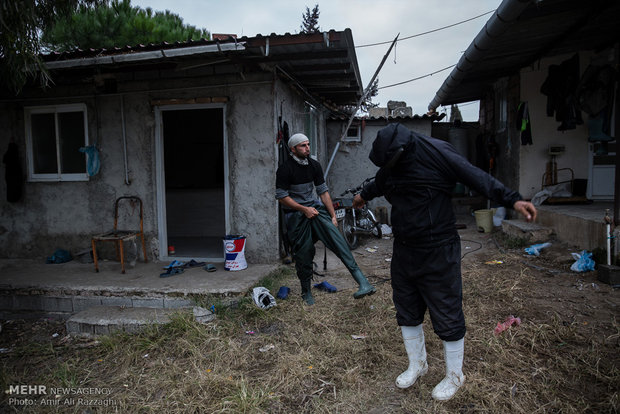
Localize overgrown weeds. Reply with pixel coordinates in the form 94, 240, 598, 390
1, 256, 618, 413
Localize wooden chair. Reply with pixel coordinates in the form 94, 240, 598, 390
91, 196, 148, 273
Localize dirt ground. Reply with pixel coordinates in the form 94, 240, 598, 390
351, 215, 619, 334
0, 214, 618, 413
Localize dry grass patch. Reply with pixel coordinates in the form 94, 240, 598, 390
1, 242, 618, 413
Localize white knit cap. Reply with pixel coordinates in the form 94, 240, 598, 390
288, 133, 309, 148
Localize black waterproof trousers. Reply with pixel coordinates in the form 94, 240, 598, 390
391, 236, 466, 341
286, 206, 362, 281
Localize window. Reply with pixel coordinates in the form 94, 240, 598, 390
25, 104, 89, 181
343, 124, 361, 142
304, 102, 318, 158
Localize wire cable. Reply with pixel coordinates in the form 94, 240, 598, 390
378, 64, 456, 89
461, 239, 483, 259
356, 10, 494, 48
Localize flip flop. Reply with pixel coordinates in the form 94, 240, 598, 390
313, 281, 337, 292
163, 260, 185, 269
204, 264, 217, 272
160, 267, 184, 278
185, 259, 206, 268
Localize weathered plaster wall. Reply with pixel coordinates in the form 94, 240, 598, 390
0, 70, 308, 263
325, 118, 432, 223
519, 53, 592, 199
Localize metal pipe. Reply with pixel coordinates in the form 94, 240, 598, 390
120, 95, 130, 185
324, 33, 400, 179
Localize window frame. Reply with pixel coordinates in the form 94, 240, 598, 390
342, 124, 361, 143
24, 103, 90, 182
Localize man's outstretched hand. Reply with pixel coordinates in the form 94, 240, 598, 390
513, 200, 537, 222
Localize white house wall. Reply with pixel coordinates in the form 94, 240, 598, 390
519, 52, 593, 199
0, 72, 312, 264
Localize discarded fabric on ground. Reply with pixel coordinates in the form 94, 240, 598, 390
494, 315, 521, 335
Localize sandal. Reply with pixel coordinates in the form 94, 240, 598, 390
160, 267, 184, 278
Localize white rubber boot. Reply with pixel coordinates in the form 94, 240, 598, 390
432, 338, 465, 401
395, 325, 428, 388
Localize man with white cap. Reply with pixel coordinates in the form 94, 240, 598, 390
276, 133, 376, 305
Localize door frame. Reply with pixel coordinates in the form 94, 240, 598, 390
154, 103, 230, 261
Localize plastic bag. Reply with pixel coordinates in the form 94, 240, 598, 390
524, 242, 551, 256
46, 249, 73, 264
79, 145, 100, 176
570, 250, 595, 272
252, 287, 277, 310
494, 315, 521, 335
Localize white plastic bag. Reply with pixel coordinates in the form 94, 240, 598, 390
252, 287, 277, 310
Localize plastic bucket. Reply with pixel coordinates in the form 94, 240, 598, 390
474, 209, 493, 233
223, 235, 247, 271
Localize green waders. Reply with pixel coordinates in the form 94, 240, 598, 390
286, 206, 376, 304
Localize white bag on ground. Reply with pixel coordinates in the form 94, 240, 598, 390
252, 287, 277, 309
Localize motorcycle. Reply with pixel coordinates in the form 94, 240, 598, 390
332, 178, 382, 249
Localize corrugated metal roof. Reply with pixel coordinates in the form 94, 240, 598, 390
40, 30, 363, 106
430, 0, 620, 107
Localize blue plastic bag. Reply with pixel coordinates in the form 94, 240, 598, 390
46, 249, 73, 264
570, 250, 595, 272
79, 145, 100, 176
524, 242, 552, 256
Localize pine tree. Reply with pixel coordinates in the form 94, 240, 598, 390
300, 5, 320, 34
41, 0, 210, 52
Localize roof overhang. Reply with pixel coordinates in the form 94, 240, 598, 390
38, 29, 363, 106
428, 0, 620, 110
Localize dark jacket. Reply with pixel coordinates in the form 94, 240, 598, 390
361, 124, 522, 246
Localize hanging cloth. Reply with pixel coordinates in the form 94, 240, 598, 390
2, 142, 23, 202
516, 102, 532, 145
79, 145, 100, 176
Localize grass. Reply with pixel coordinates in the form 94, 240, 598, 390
0, 260, 618, 413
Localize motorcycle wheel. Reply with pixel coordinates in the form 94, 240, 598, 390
340, 212, 358, 250
372, 221, 383, 238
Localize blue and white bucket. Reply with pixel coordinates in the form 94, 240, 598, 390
223, 235, 247, 271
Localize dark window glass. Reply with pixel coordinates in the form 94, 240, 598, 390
58, 112, 86, 173
31, 113, 58, 174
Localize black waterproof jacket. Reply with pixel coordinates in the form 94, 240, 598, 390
360, 124, 522, 246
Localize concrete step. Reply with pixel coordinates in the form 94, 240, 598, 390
501, 219, 554, 242
0, 289, 197, 320
66, 305, 215, 337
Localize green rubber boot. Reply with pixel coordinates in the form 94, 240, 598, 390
300, 278, 315, 305
351, 269, 376, 299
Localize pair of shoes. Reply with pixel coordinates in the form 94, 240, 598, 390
160, 267, 184, 278
314, 281, 337, 292
204, 263, 217, 272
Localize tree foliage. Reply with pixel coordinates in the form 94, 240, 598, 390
42, 0, 210, 52
300, 4, 320, 34
0, 0, 96, 94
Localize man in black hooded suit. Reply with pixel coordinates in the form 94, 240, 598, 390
353, 123, 536, 401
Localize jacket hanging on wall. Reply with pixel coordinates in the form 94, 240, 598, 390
2, 142, 23, 202
540, 54, 583, 131
516, 102, 532, 145
577, 63, 617, 143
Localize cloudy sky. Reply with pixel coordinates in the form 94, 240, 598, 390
132, 0, 503, 120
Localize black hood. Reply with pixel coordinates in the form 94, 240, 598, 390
369, 123, 413, 167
